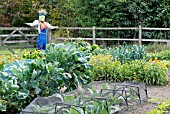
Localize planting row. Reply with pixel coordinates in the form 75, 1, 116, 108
0, 41, 169, 112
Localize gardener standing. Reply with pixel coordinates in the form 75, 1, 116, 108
25, 9, 58, 50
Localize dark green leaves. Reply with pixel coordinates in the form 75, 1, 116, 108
17, 89, 30, 100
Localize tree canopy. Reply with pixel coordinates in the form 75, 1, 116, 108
0, 0, 170, 27
73, 0, 170, 27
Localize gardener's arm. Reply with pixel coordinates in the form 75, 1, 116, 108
46, 22, 58, 29
25, 20, 39, 27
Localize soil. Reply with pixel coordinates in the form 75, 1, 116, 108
125, 82, 170, 114
127, 73, 170, 114
90, 75, 170, 114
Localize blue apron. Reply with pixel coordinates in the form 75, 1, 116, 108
37, 28, 47, 50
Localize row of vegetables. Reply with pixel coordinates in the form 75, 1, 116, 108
0, 41, 169, 113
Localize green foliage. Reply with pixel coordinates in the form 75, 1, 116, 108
0, 41, 169, 112
21, 50, 46, 59
0, 42, 94, 112
89, 54, 122, 82
159, 60, 170, 68
0, 100, 7, 112
89, 54, 168, 85
1, 0, 170, 29
68, 0, 170, 39
108, 44, 146, 64
89, 44, 168, 85
73, 0, 170, 28
0, 0, 40, 27
156, 50, 170, 60
49, 0, 78, 27
1, 0, 170, 41
145, 43, 170, 53
92, 44, 146, 64
147, 99, 170, 114
0, 61, 4, 71
0, 0, 60, 27
24, 83, 123, 114
45, 42, 93, 88
146, 50, 170, 61
0, 0, 76, 27
122, 59, 168, 85
0, 60, 35, 112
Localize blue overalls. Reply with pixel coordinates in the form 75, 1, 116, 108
37, 28, 47, 50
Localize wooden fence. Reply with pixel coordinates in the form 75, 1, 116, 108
0, 25, 170, 54
57, 25, 170, 45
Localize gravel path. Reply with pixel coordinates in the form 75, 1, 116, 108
127, 83, 170, 114
126, 74, 170, 114
90, 78, 170, 114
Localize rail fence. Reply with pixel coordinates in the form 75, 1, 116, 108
0, 25, 170, 54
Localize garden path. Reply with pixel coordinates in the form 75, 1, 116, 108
91, 77, 170, 114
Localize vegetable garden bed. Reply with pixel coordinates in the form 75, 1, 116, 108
20, 81, 149, 114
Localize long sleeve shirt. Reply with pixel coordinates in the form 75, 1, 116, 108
25, 20, 58, 34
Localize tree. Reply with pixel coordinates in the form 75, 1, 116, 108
0, 0, 60, 27
72, 0, 170, 28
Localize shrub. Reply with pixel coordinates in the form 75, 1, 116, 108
122, 59, 168, 85
146, 50, 170, 61
89, 54, 122, 82
90, 54, 168, 85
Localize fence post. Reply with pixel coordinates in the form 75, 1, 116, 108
0, 36, 1, 46
92, 26, 96, 45
139, 25, 142, 46
47, 29, 52, 44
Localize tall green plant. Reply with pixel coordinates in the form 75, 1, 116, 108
107, 44, 146, 64
45, 42, 93, 88
0, 42, 94, 112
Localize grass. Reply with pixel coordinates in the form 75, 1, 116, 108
145, 42, 170, 53
0, 48, 35, 55
0, 48, 36, 61
0, 43, 36, 55
0, 50, 19, 55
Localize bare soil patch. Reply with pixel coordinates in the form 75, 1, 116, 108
127, 83, 170, 114
91, 76, 170, 114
